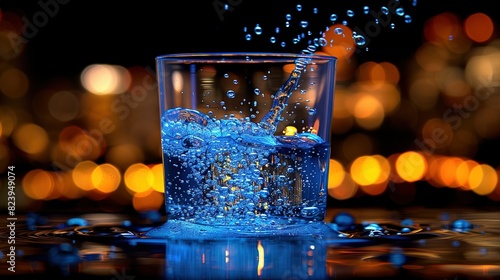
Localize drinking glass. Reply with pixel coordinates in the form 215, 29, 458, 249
148, 53, 337, 239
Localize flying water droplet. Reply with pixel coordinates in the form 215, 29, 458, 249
353, 34, 366, 46
330, 14, 337, 22
396, 7, 405, 16
318, 37, 327, 46
404, 15, 412, 23
254, 24, 262, 35
226, 89, 236, 98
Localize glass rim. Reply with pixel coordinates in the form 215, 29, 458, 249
155, 52, 337, 63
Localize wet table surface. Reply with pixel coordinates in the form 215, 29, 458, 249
1, 207, 499, 279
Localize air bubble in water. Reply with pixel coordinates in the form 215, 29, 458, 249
404, 15, 412, 23
296, 4, 302, 12
275, 27, 280, 33
224, 73, 229, 78
381, 6, 389, 15
313, 7, 318, 14
245, 34, 252, 41
254, 88, 261, 95
280, 42, 286, 47
334, 27, 343, 35
300, 21, 308, 28
233, 79, 238, 85
182, 135, 205, 148
330, 14, 337, 22
363, 6, 370, 14
347, 10, 355, 17
286, 14, 291, 20
270, 37, 276, 43
390, 23, 395, 29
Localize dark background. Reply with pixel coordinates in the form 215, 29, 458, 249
4, 0, 497, 79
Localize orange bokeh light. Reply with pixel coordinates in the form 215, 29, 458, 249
464, 13, 494, 43
132, 190, 164, 212
424, 12, 461, 43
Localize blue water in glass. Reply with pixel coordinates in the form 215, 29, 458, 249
161, 107, 329, 231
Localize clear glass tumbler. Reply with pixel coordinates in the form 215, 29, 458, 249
149, 53, 337, 239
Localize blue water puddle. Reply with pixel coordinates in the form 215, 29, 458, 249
2, 209, 499, 279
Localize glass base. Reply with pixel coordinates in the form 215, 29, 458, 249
143, 219, 338, 240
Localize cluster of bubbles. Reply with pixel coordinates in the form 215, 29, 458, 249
243, 1, 417, 52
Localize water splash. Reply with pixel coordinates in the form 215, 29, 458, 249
243, 1, 418, 53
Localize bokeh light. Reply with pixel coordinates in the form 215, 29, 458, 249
80, 64, 131, 95
395, 151, 427, 182
12, 123, 50, 154
22, 169, 55, 200
464, 13, 494, 43
0, 67, 29, 98
468, 164, 497, 196
124, 163, 154, 193
72, 160, 98, 191
132, 189, 164, 212
91, 163, 121, 194
48, 91, 80, 122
